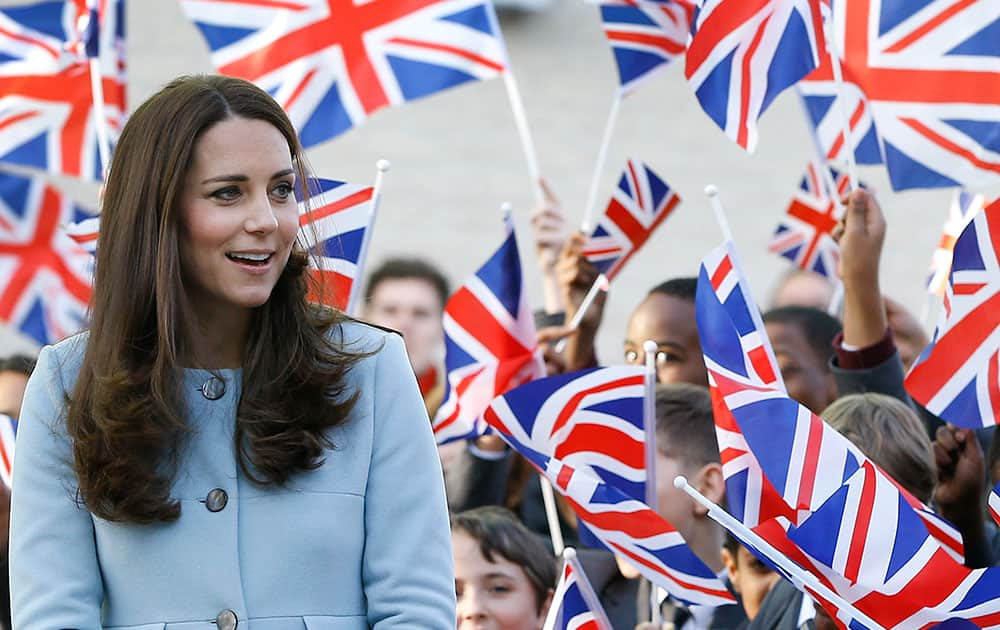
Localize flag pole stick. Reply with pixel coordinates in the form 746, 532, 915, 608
643, 339, 662, 626
673, 476, 885, 630
827, 278, 844, 318
347, 159, 390, 316
553, 274, 609, 353
822, 17, 859, 190
704, 184, 735, 244
581, 92, 622, 233
564, 548, 615, 630
84, 0, 111, 177
540, 477, 565, 556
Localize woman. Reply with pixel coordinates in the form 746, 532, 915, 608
10, 75, 455, 629
452, 506, 556, 629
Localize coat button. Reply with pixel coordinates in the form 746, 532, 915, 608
215, 609, 238, 630
205, 488, 228, 513
200, 376, 226, 400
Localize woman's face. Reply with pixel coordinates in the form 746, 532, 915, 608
178, 115, 299, 322
453, 531, 550, 630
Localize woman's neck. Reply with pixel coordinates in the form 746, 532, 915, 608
182, 305, 252, 369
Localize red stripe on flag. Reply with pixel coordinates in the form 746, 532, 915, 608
746, 346, 777, 384
843, 464, 876, 584
386, 37, 505, 73
556, 462, 575, 490
606, 30, 685, 56
283, 67, 318, 110
901, 118, 1000, 175
555, 424, 645, 470
299, 188, 373, 226
988, 352, 1000, 425
710, 255, 733, 290
552, 375, 645, 435
736, 12, 772, 148
883, 0, 977, 54
795, 414, 824, 512
685, 0, 771, 75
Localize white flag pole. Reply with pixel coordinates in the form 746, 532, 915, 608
822, 16, 859, 190
581, 93, 622, 233
540, 478, 565, 556
347, 159, 390, 317
84, 0, 111, 177
644, 340, 662, 627
553, 273, 609, 353
704, 184, 735, 244
673, 476, 885, 630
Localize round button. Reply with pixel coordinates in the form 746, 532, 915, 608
215, 609, 238, 630
205, 488, 228, 513
201, 376, 226, 400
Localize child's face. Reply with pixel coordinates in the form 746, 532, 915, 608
721, 545, 781, 620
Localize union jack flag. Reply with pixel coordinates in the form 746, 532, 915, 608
181, 0, 508, 149
0, 412, 15, 488
542, 552, 612, 630
62, 214, 98, 254
0, 170, 94, 345
767, 159, 851, 278
480, 366, 647, 498
297, 177, 375, 313
685, 0, 825, 151
582, 158, 680, 281
784, 460, 1000, 629
834, 0, 1000, 191
0, 0, 126, 181
491, 438, 735, 607
926, 191, 987, 298
598, 0, 693, 94
433, 213, 544, 444
797, 68, 883, 167
990, 481, 1000, 528
906, 198, 1000, 429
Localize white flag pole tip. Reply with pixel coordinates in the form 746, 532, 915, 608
673, 475, 688, 490
562, 547, 577, 561
375, 159, 391, 172
704, 184, 719, 198
643, 339, 658, 355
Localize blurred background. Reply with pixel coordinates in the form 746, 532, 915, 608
2, 0, 995, 364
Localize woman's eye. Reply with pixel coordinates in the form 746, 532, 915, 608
211, 186, 240, 201
272, 181, 294, 200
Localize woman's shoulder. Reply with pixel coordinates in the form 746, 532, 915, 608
33, 331, 89, 392
330, 317, 402, 355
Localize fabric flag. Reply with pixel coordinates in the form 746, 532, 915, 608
543, 555, 612, 630
433, 213, 544, 444
598, 0, 694, 94
181, 0, 508, 149
797, 65, 883, 167
927, 191, 988, 298
62, 214, 99, 254
767, 159, 851, 278
685, 0, 825, 151
783, 460, 1000, 629
0, 0, 126, 181
581, 158, 680, 281
0, 170, 94, 345
296, 177, 375, 313
480, 366, 646, 499
990, 481, 1000, 528
0, 412, 15, 488
833, 0, 1000, 191
906, 198, 1000, 429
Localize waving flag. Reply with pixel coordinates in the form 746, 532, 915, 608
0, 170, 94, 345
297, 177, 375, 313
481, 366, 646, 498
797, 67, 883, 167
181, 0, 507, 149
685, 0, 825, 151
543, 553, 612, 630
0, 412, 15, 488
834, 0, 1000, 190
907, 198, 1000, 428
0, 0, 126, 181
598, 0, 693, 94
927, 191, 987, 298
582, 158, 680, 281
767, 160, 850, 278
433, 213, 544, 444
784, 461, 1000, 629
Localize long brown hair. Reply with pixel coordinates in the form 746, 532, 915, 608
68, 75, 361, 523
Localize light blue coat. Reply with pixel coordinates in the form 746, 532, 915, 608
10, 321, 456, 629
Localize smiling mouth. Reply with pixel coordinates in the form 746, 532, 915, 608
226, 252, 273, 266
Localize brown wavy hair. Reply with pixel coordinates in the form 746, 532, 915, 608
67, 75, 362, 523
